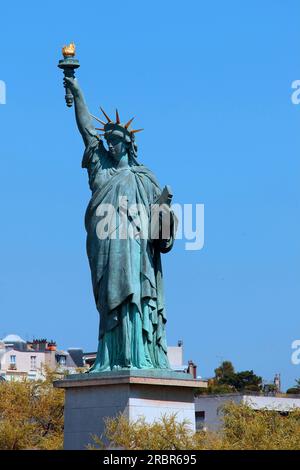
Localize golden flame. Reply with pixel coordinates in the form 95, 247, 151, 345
62, 42, 76, 57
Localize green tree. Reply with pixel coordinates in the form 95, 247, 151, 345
286, 378, 300, 394
209, 361, 262, 393
286, 387, 300, 395
214, 360, 235, 385
233, 370, 262, 392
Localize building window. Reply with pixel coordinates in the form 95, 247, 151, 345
9, 355, 16, 370
195, 411, 205, 431
10, 355, 16, 364
30, 356, 37, 370
59, 356, 66, 366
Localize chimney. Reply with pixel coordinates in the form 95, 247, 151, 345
187, 360, 197, 379
46, 340, 57, 352
32, 339, 48, 352
274, 373, 281, 393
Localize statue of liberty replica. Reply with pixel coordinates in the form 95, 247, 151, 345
59, 44, 177, 373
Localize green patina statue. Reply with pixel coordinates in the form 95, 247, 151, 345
64, 75, 177, 372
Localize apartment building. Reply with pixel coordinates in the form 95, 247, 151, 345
0, 334, 83, 381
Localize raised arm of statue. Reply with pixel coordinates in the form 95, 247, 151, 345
64, 77, 97, 147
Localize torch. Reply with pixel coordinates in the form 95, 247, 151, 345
58, 42, 80, 107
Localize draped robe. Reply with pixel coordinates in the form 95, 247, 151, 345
82, 138, 175, 371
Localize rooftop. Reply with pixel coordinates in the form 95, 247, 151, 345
1, 334, 26, 344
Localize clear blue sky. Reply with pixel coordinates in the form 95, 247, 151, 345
0, 1, 299, 390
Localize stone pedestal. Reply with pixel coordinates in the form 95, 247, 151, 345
54, 370, 207, 450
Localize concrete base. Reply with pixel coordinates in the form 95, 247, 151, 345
54, 370, 207, 450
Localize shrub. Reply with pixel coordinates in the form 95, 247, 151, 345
89, 403, 300, 451
0, 368, 64, 450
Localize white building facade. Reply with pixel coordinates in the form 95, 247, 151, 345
195, 393, 300, 431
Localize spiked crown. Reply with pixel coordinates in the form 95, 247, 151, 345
91, 108, 143, 142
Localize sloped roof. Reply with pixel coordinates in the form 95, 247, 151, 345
2, 334, 26, 343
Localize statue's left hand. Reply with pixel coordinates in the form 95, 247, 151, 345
160, 204, 173, 234
150, 203, 173, 243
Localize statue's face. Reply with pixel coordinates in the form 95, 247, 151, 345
106, 133, 128, 161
